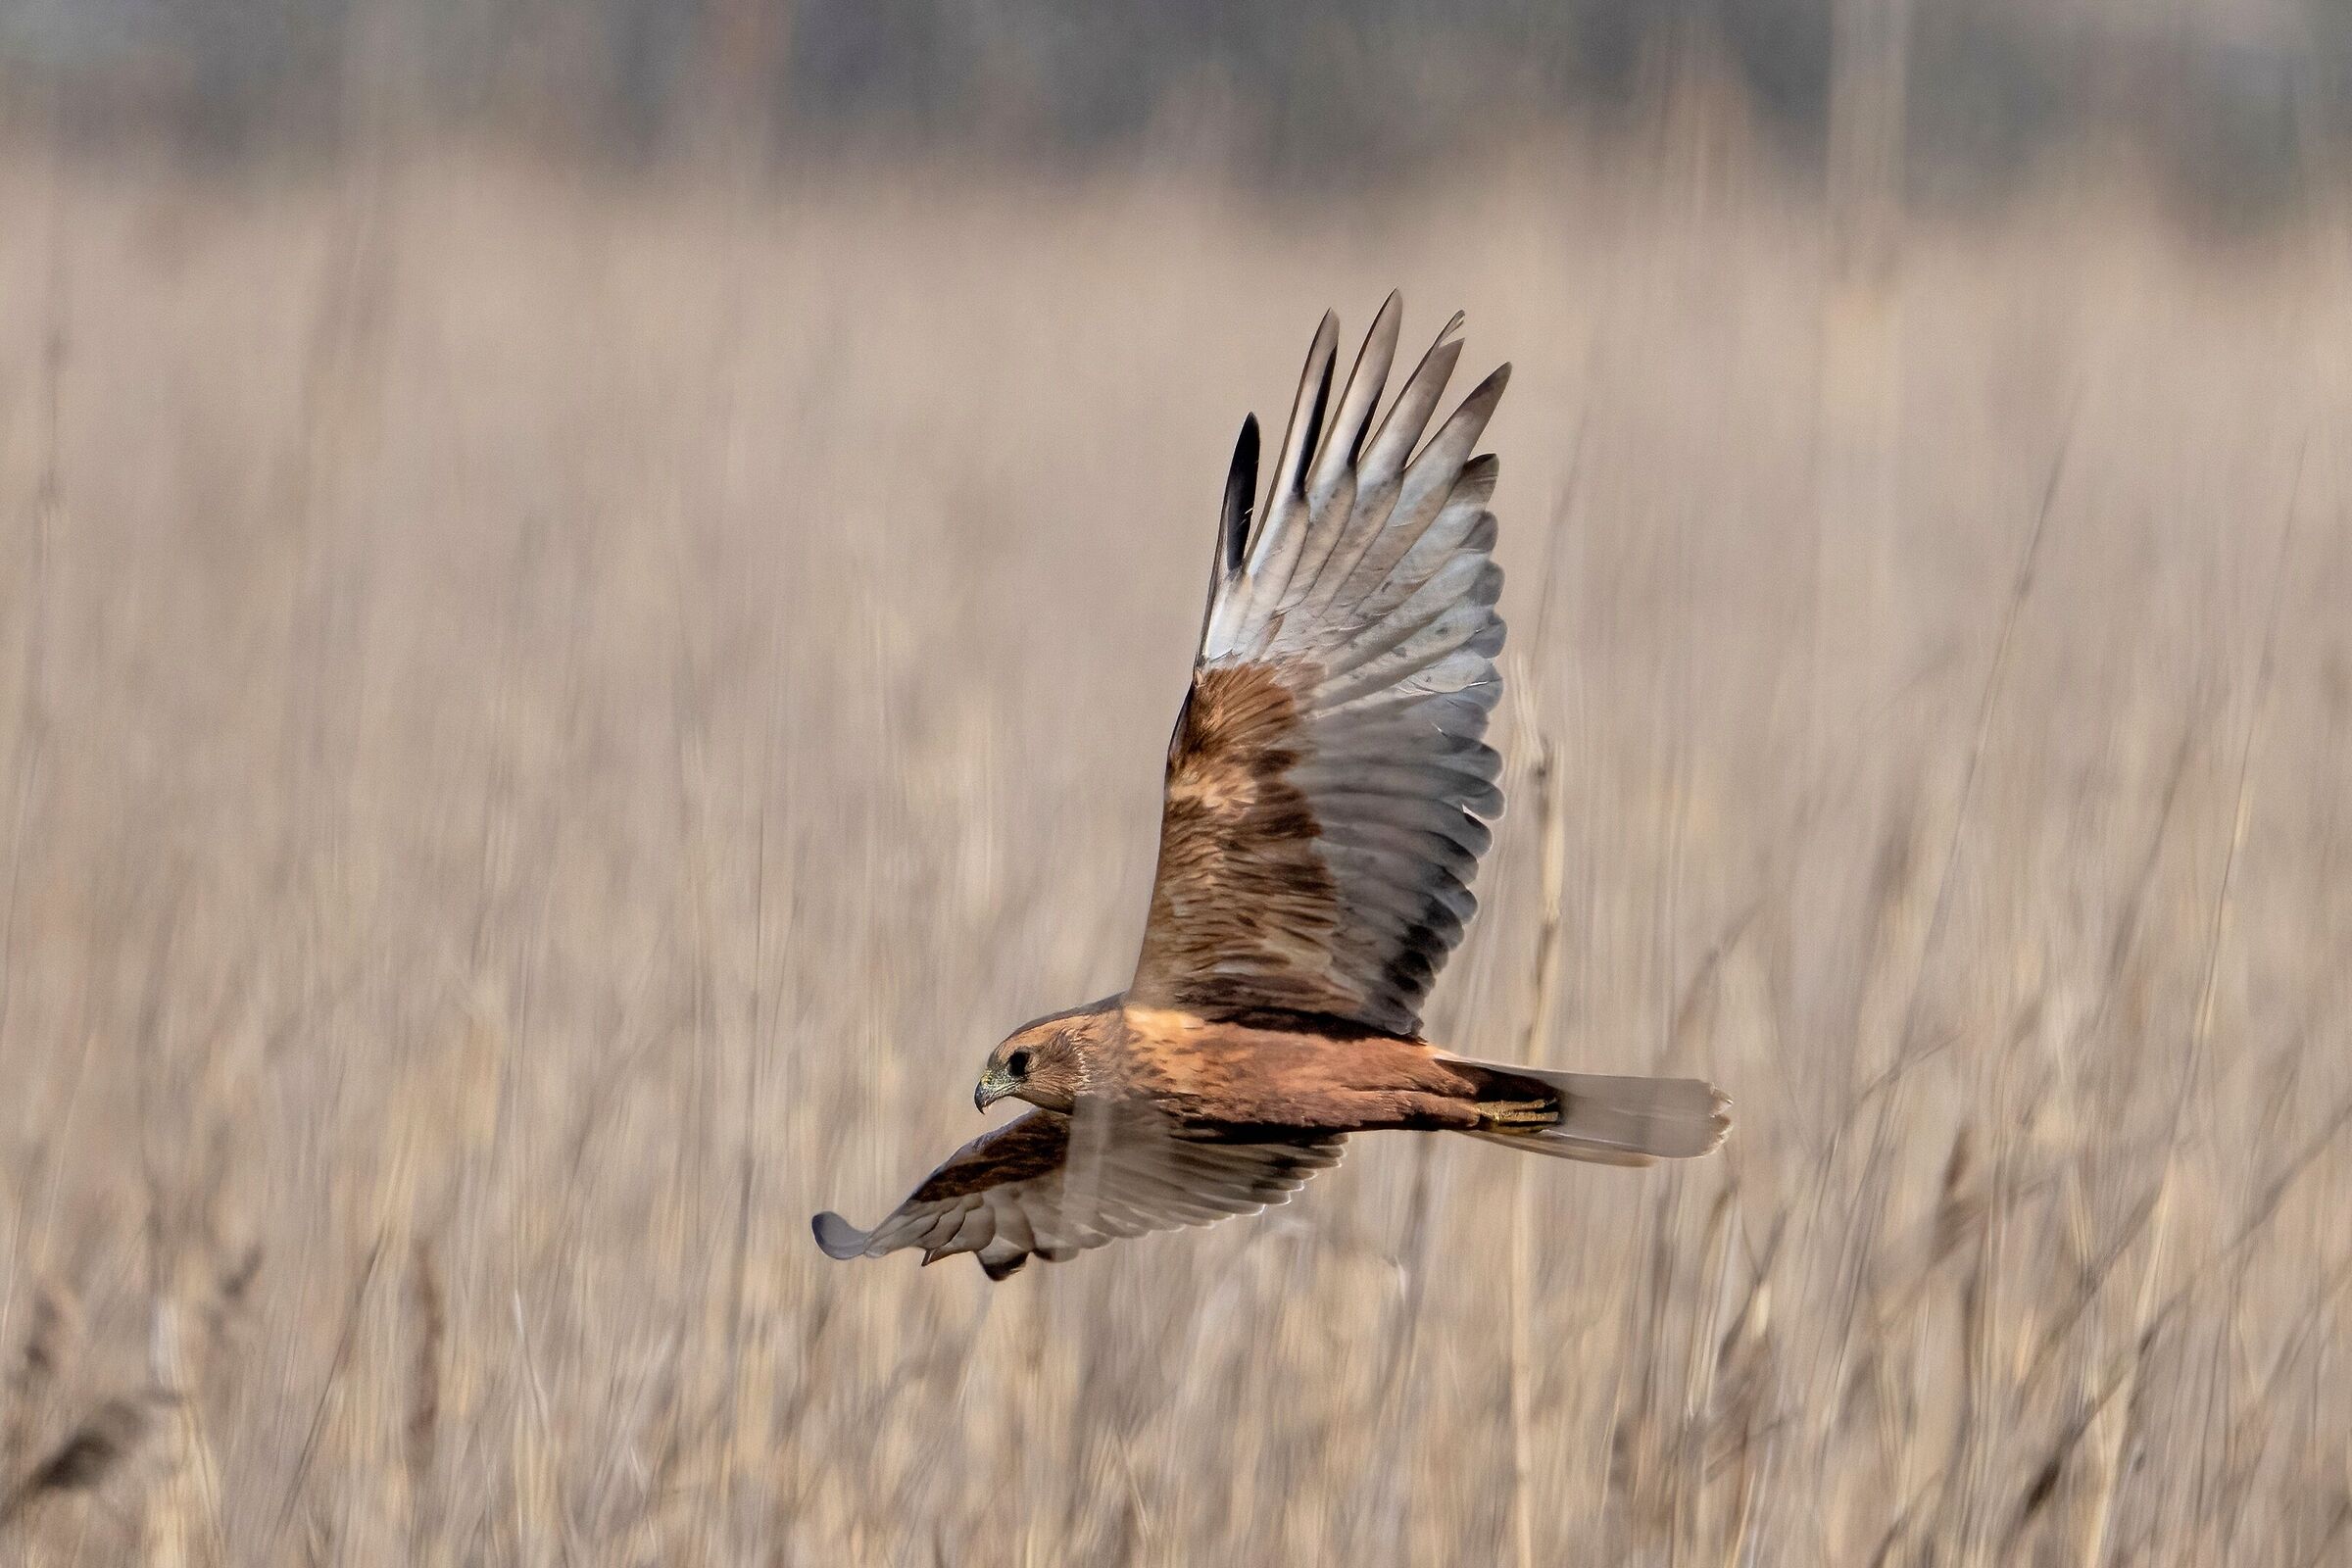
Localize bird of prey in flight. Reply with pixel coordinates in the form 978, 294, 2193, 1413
814, 296, 1729, 1279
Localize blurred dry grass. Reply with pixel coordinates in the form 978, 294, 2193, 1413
0, 146, 2349, 1565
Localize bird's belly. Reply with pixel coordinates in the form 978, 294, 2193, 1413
1124, 1025, 1470, 1132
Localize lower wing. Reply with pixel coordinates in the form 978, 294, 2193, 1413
812, 1102, 1343, 1279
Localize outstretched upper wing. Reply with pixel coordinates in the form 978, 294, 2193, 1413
1130, 295, 1509, 1038
811, 1104, 1343, 1279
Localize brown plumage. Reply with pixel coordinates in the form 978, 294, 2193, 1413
814, 297, 1729, 1280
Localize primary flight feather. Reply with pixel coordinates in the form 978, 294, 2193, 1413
814, 297, 1729, 1280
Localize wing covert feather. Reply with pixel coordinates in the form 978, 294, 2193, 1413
1131, 297, 1510, 1036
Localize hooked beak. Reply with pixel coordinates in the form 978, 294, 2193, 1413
974, 1068, 1015, 1113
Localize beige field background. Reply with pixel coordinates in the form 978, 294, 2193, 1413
1, 139, 2350, 1565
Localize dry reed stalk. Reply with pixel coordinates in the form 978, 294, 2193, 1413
1503, 703, 1569, 1568
2079, 461, 2295, 1568
405, 1236, 444, 1558
1815, 408, 2078, 1499
0, 1394, 150, 1533
1671, 1189, 1735, 1568
2086, 447, 2303, 1567
0, 162, 65, 1416
0, 154, 2345, 1564
267, 1237, 385, 1558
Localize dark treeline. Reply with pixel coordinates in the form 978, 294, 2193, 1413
1, 0, 2342, 219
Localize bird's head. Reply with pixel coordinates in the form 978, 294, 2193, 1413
975, 1010, 1098, 1114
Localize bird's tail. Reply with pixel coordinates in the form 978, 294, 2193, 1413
1442, 1054, 1730, 1165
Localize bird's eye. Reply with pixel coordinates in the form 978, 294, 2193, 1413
1006, 1048, 1031, 1077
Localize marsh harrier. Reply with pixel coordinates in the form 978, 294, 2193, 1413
814, 298, 1728, 1279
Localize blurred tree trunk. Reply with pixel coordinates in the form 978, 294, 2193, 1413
1800, 0, 1914, 1301
1814, 0, 1910, 747
699, 0, 795, 157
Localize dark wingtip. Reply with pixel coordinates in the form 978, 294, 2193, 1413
1221, 415, 1260, 575
1296, 333, 1337, 495
811, 1211, 869, 1260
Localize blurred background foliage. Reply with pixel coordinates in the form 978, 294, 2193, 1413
0, 0, 2342, 223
